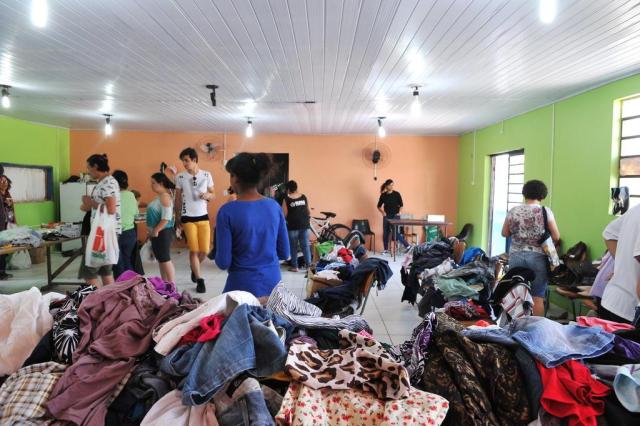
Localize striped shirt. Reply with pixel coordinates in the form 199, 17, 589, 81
267, 284, 371, 332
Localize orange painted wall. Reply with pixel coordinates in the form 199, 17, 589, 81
70, 131, 458, 249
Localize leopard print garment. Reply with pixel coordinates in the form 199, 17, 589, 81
285, 329, 410, 400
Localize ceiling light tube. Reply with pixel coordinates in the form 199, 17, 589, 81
103, 114, 113, 136
1, 85, 10, 109
377, 117, 386, 138
539, 0, 556, 24
245, 118, 254, 138
31, 0, 48, 28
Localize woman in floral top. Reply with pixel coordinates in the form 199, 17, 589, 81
502, 180, 560, 316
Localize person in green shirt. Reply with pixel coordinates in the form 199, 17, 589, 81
112, 170, 140, 279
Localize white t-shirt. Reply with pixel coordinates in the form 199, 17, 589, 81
90, 175, 122, 234
175, 170, 214, 218
601, 204, 640, 321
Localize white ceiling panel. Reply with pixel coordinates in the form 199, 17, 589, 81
1, 0, 640, 135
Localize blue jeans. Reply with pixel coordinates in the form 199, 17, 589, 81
383, 215, 409, 251
114, 228, 137, 280
509, 316, 615, 368
161, 304, 294, 406
288, 229, 311, 269
508, 250, 548, 297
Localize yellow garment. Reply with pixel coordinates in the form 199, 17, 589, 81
183, 220, 211, 253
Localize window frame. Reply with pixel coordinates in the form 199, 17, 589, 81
618, 96, 640, 208
0, 162, 54, 203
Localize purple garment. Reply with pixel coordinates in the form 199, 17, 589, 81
590, 252, 614, 299
613, 336, 640, 362
117, 270, 181, 300
47, 276, 179, 426
396, 312, 436, 384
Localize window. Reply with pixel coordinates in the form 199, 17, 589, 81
619, 96, 640, 209
488, 150, 525, 256
0, 163, 54, 203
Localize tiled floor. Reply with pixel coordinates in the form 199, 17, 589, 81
1, 249, 422, 345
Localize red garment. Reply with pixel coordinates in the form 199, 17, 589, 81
537, 360, 610, 426
337, 248, 353, 263
576, 316, 635, 333
178, 313, 225, 346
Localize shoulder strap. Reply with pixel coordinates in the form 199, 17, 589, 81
541, 206, 549, 232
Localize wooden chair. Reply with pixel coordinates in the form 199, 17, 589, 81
356, 271, 377, 315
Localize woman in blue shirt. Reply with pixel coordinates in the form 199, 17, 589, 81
215, 153, 290, 302
147, 172, 176, 283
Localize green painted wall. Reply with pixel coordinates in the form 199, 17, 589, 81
0, 115, 70, 226
458, 72, 640, 258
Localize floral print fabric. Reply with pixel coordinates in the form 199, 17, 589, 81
506, 204, 554, 254
275, 382, 449, 426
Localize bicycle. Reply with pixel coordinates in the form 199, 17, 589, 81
309, 210, 352, 244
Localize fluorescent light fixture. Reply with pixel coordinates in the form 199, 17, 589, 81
100, 97, 113, 113
104, 114, 113, 136
539, 0, 556, 24
245, 118, 254, 138
31, 0, 48, 28
377, 117, 386, 138
1, 85, 10, 109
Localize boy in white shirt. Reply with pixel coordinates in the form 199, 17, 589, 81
175, 148, 215, 293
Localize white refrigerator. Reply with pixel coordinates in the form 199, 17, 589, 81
59, 182, 95, 251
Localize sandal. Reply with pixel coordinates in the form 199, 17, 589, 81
288, 267, 299, 272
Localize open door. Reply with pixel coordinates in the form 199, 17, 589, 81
488, 150, 524, 256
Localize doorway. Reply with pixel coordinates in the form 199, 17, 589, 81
488, 150, 525, 256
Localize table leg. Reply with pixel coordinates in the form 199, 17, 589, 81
45, 245, 53, 291
393, 225, 397, 262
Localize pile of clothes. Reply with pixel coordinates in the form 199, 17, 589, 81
307, 257, 393, 316
401, 239, 496, 320
0, 271, 450, 426
0, 226, 43, 248
459, 315, 640, 425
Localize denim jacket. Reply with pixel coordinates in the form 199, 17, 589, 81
162, 303, 293, 406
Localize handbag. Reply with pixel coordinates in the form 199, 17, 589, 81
85, 206, 119, 267
537, 206, 560, 271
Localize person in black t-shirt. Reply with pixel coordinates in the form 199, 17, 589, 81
282, 180, 311, 272
377, 179, 410, 254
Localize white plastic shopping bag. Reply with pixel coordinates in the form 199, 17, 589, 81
140, 240, 156, 263
8, 250, 31, 270
85, 207, 119, 267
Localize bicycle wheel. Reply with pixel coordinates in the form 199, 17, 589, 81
343, 230, 366, 247
325, 224, 351, 243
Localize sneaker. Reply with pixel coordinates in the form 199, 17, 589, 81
381, 250, 390, 256
196, 278, 205, 293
